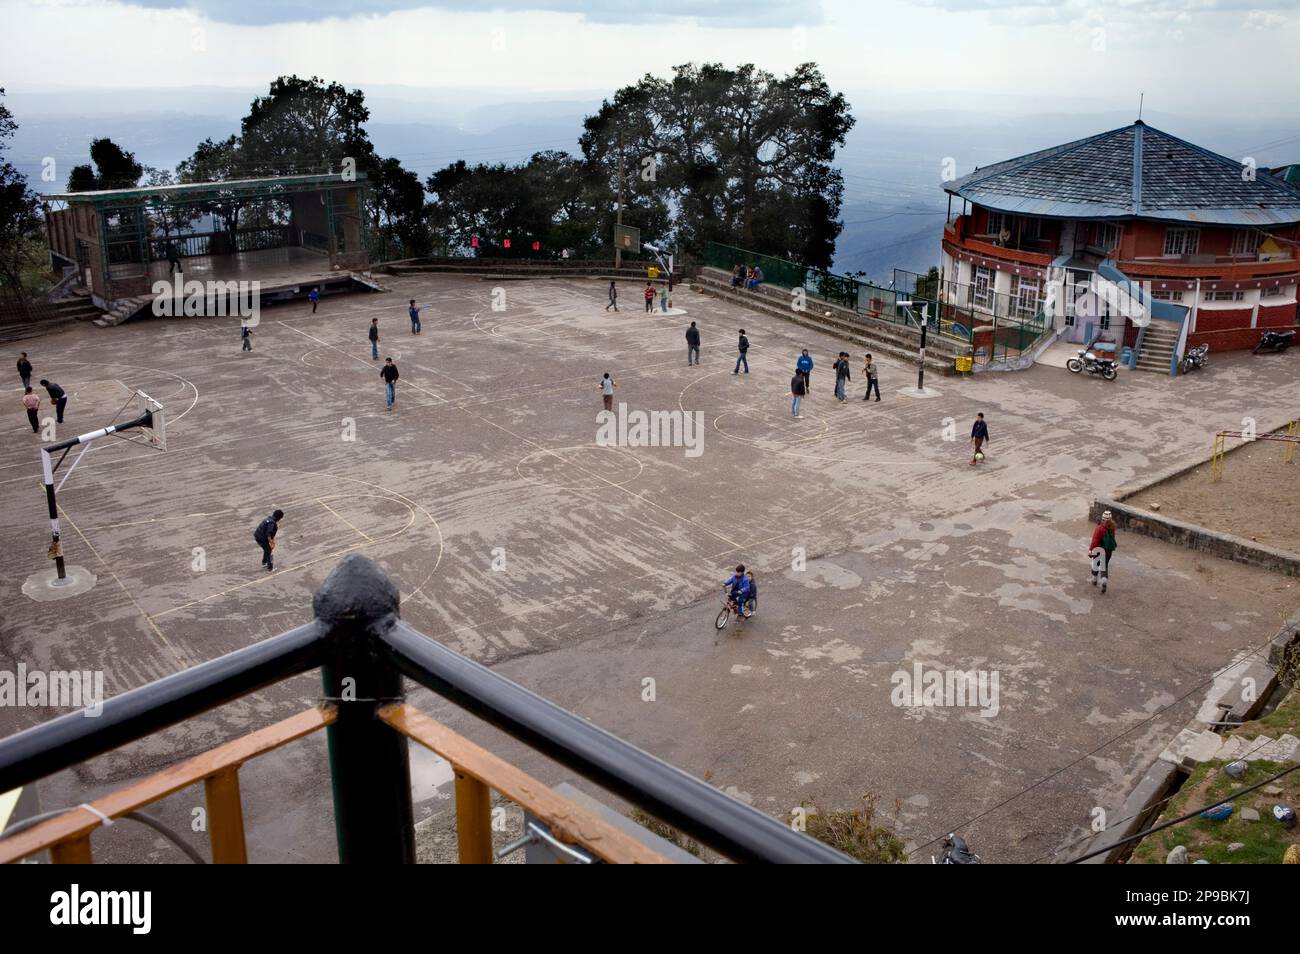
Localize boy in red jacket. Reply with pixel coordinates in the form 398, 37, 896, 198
1089, 510, 1118, 593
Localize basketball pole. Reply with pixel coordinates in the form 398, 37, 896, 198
38, 410, 153, 582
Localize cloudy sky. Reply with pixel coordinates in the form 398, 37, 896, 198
3, 0, 1299, 117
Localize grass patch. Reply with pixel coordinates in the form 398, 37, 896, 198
1129, 757, 1300, 864
628, 808, 703, 858
797, 793, 907, 864
1236, 686, 1300, 739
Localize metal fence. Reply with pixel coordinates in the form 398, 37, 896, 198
893, 267, 1053, 364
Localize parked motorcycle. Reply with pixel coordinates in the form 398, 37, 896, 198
933, 833, 981, 864
1066, 349, 1118, 381
1179, 342, 1209, 375
1253, 330, 1295, 354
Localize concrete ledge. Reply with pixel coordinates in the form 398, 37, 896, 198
1090, 496, 1300, 577
1071, 760, 1179, 864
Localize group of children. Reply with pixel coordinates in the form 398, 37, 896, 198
722, 564, 758, 618
729, 264, 764, 291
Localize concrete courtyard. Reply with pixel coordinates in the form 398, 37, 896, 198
2, 274, 1298, 863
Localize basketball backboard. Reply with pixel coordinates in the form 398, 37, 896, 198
614, 223, 640, 253
135, 389, 166, 449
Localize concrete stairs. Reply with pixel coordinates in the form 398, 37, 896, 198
94, 296, 154, 327
1135, 320, 1181, 374
0, 288, 106, 342
691, 267, 963, 372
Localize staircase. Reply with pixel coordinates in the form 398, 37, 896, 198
692, 267, 962, 371
0, 288, 106, 342
94, 295, 154, 327
1135, 321, 1181, 374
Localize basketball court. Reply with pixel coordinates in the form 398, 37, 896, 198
2, 275, 1299, 862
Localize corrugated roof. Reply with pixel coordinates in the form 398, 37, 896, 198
945, 122, 1300, 226
46, 172, 367, 203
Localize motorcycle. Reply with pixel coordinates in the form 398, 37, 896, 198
1253, 330, 1295, 354
1066, 349, 1118, 381
932, 833, 981, 864
1178, 342, 1209, 375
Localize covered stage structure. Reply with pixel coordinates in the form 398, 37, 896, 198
43, 173, 376, 317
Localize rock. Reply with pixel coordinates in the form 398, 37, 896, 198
1240, 808, 1261, 822
1151, 503, 1161, 511
1227, 842, 1245, 852
1284, 844, 1300, 864
1224, 760, 1248, 778
1167, 845, 1188, 864
1263, 784, 1284, 796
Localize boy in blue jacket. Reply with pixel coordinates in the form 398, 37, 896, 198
796, 350, 813, 393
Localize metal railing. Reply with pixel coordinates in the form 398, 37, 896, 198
0, 555, 850, 864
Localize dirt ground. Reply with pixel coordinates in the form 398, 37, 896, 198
3, 275, 1300, 864
1125, 431, 1300, 554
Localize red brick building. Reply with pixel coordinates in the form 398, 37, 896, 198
941, 121, 1300, 369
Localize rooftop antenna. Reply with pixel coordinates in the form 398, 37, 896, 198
1138, 91, 1144, 122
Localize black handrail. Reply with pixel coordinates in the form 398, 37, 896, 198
0, 554, 853, 863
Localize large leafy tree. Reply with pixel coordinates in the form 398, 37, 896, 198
239, 75, 376, 177
368, 156, 430, 258
67, 138, 144, 192
581, 62, 853, 267
0, 88, 43, 290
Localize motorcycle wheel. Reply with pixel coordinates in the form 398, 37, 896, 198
1102, 366, 1118, 381
1179, 359, 1191, 375
1065, 358, 1083, 373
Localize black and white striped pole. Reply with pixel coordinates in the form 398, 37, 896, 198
40, 410, 153, 583
898, 300, 930, 393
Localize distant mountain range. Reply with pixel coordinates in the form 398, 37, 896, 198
8, 86, 1298, 284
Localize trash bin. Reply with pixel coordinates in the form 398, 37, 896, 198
955, 356, 973, 373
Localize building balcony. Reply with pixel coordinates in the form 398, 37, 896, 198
1116, 255, 1299, 283
943, 217, 1055, 269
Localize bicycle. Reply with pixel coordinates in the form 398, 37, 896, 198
715, 594, 756, 630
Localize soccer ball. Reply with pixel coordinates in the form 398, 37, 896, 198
974, 451, 985, 462
824, 311, 832, 317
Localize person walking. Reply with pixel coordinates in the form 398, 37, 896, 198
408, 299, 422, 334
22, 387, 40, 434
40, 379, 66, 424
600, 372, 615, 412
790, 368, 806, 418
240, 321, 253, 352
686, 321, 701, 366
834, 352, 851, 402
863, 353, 881, 402
309, 287, 320, 314
16, 352, 32, 389
970, 412, 990, 465
659, 286, 669, 313
166, 241, 182, 275
733, 329, 750, 374
796, 349, 813, 393
643, 282, 655, 313
253, 509, 284, 572
368, 318, 380, 360
381, 358, 400, 410
1088, 510, 1118, 593
605, 281, 618, 312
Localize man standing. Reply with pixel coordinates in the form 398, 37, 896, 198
643, 283, 655, 313
834, 352, 851, 402
22, 387, 40, 433
790, 368, 806, 418
970, 412, 990, 465
796, 349, 813, 393
606, 281, 618, 312
381, 358, 400, 410
309, 287, 320, 314
16, 352, 32, 389
600, 372, 615, 412
408, 299, 422, 334
241, 321, 253, 352
863, 353, 880, 402
166, 241, 182, 275
685, 321, 701, 366
368, 318, 380, 360
733, 329, 750, 374
253, 509, 284, 572
40, 379, 66, 425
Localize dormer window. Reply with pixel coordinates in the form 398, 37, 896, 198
1163, 227, 1200, 257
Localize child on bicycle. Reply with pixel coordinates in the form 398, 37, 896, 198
745, 571, 757, 611
723, 564, 751, 613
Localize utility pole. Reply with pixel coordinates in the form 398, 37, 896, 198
615, 130, 625, 270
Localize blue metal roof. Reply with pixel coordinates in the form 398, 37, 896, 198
945, 122, 1300, 226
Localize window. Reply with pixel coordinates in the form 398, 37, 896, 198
1094, 223, 1121, 252
1151, 290, 1184, 302
1014, 275, 1041, 319
1019, 217, 1041, 241
973, 266, 994, 309
1230, 230, 1260, 257
1203, 290, 1245, 302
1261, 285, 1288, 299
985, 212, 1004, 240
1164, 228, 1200, 257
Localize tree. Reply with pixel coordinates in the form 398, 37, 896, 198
368, 156, 430, 258
239, 75, 375, 177
581, 62, 854, 267
66, 138, 144, 192
0, 88, 43, 290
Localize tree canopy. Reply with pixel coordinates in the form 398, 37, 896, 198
0, 88, 43, 289
67, 138, 144, 192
